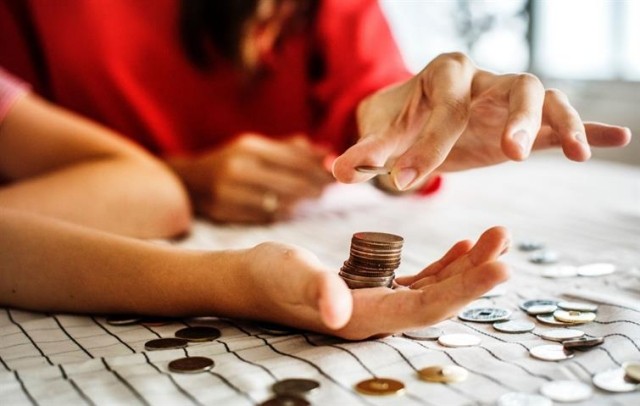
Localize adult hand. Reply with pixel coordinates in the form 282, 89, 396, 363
333, 53, 632, 191
243, 226, 510, 340
169, 133, 334, 223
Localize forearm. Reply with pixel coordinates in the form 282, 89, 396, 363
0, 209, 250, 316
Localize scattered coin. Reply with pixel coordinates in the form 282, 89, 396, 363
577, 262, 617, 277
562, 336, 604, 351
536, 314, 576, 326
144, 337, 189, 351
255, 322, 295, 335
260, 395, 309, 406
553, 310, 596, 324
539, 380, 593, 403
417, 365, 468, 383
540, 265, 578, 279
458, 307, 511, 323
593, 368, 639, 392
557, 301, 598, 312
272, 379, 320, 396
519, 299, 558, 315
529, 344, 574, 361
354, 165, 391, 175
529, 250, 559, 265
403, 327, 443, 341
355, 378, 405, 396
438, 333, 481, 348
496, 392, 552, 406
174, 326, 221, 342
106, 314, 142, 326
168, 356, 214, 374
141, 316, 175, 327
539, 328, 585, 342
340, 232, 403, 289
623, 361, 640, 383
517, 240, 545, 252
493, 320, 535, 334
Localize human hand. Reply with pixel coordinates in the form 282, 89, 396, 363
333, 53, 632, 190
169, 134, 334, 223
242, 226, 510, 340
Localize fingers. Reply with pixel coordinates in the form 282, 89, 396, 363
583, 123, 632, 148
501, 73, 546, 161
539, 89, 590, 161
395, 239, 473, 286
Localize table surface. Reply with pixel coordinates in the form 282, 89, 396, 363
2, 156, 639, 405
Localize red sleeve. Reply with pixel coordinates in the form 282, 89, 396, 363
312, 0, 412, 153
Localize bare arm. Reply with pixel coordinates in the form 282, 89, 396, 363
0, 93, 191, 238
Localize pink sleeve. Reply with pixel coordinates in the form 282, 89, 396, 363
0, 67, 30, 123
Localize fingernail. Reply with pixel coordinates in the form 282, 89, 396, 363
393, 168, 418, 191
574, 132, 587, 144
512, 130, 530, 155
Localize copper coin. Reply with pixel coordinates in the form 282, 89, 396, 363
272, 378, 320, 396
168, 356, 214, 374
355, 378, 405, 396
174, 326, 221, 342
144, 337, 189, 351
259, 395, 309, 406
562, 336, 604, 351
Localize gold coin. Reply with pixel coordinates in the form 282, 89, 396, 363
355, 378, 405, 396
418, 365, 469, 383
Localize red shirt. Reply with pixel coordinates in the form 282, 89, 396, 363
0, 0, 411, 156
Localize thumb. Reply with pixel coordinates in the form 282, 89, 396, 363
309, 272, 353, 330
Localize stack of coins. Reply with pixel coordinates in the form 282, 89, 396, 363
339, 232, 403, 289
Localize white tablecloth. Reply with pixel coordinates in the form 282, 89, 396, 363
2, 156, 639, 405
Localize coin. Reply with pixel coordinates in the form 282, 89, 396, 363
539, 328, 585, 342
106, 315, 142, 326
536, 314, 577, 326
553, 310, 596, 324
144, 337, 189, 351
529, 344, 574, 361
141, 316, 175, 326
403, 327, 443, 341
168, 356, 214, 374
355, 378, 405, 396
417, 365, 468, 383
493, 320, 535, 334
458, 307, 511, 323
557, 301, 598, 312
624, 361, 640, 383
540, 265, 578, 278
438, 333, 481, 348
259, 395, 309, 406
577, 262, 616, 276
354, 165, 390, 175
341, 232, 403, 289
517, 240, 545, 252
174, 326, 221, 342
529, 250, 559, 265
519, 299, 558, 315
496, 392, 552, 406
539, 380, 593, 402
562, 336, 604, 351
272, 378, 320, 396
255, 322, 295, 335
593, 368, 639, 392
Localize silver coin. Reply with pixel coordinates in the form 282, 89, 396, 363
438, 333, 481, 348
539, 328, 585, 342
562, 336, 604, 351
577, 262, 616, 277
536, 314, 580, 326
272, 378, 320, 396
260, 395, 310, 406
106, 315, 142, 326
354, 165, 390, 175
144, 337, 189, 351
529, 250, 559, 265
418, 365, 469, 383
458, 307, 511, 323
540, 265, 578, 278
519, 299, 558, 315
403, 327, 443, 341
593, 368, 639, 392
168, 356, 214, 374
175, 326, 221, 342
493, 320, 535, 334
517, 240, 545, 252
624, 361, 640, 383
557, 301, 598, 312
496, 392, 553, 406
529, 344, 574, 361
553, 310, 596, 324
539, 380, 593, 402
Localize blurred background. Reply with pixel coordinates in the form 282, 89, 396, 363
380, 0, 640, 166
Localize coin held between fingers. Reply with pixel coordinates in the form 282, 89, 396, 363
262, 191, 279, 213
